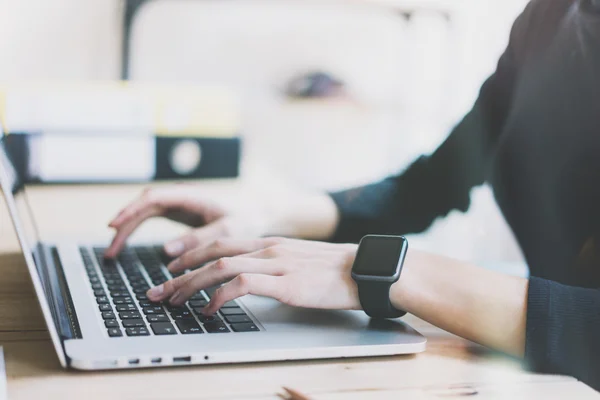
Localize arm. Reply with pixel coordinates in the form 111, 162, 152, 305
328, 4, 530, 243
391, 251, 528, 357
394, 255, 600, 389
525, 279, 600, 384
146, 238, 599, 387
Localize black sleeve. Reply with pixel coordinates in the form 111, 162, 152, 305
526, 277, 600, 389
328, 3, 533, 243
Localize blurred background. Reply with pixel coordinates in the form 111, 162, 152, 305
0, 0, 529, 268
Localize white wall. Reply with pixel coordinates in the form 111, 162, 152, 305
0, 0, 526, 84
0, 0, 121, 80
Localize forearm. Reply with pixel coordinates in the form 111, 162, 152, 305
391, 251, 528, 357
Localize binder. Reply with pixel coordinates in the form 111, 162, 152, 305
7, 133, 241, 184
0, 82, 242, 183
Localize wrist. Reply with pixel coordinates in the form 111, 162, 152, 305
266, 191, 339, 240
389, 251, 417, 314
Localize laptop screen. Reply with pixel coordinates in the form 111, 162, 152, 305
0, 136, 41, 256
0, 130, 67, 367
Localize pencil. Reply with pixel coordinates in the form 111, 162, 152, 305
282, 386, 313, 400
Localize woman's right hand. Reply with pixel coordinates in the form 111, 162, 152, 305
104, 183, 339, 259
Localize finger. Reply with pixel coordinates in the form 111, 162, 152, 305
166, 258, 284, 305
109, 188, 208, 228
203, 273, 284, 314
163, 221, 230, 260
108, 189, 155, 228
105, 206, 159, 258
167, 237, 282, 272
146, 272, 196, 302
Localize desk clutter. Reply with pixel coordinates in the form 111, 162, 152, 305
0, 82, 241, 183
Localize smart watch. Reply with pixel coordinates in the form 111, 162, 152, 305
351, 235, 408, 319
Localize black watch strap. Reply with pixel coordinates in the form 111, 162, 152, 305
357, 280, 406, 319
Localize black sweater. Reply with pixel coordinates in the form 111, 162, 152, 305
330, 0, 600, 390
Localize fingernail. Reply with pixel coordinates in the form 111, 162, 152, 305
147, 284, 164, 298
170, 292, 182, 305
165, 241, 184, 256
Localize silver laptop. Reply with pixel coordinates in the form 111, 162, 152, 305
0, 132, 425, 371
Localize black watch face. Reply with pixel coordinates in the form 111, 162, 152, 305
353, 236, 406, 277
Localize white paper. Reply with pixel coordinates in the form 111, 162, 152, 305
28, 133, 156, 182
5, 90, 155, 132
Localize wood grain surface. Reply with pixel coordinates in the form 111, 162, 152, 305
0, 183, 597, 399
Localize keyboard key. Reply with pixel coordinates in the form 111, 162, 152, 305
106, 284, 127, 291
105, 319, 119, 328
142, 307, 162, 315
204, 322, 229, 333
96, 296, 109, 304
198, 315, 221, 323
147, 314, 169, 323
169, 308, 191, 316
192, 307, 207, 315
151, 322, 177, 335
204, 286, 220, 298
102, 311, 116, 320
138, 301, 160, 308
165, 305, 188, 313
110, 291, 130, 298
93, 289, 106, 297
224, 315, 252, 324
189, 299, 208, 308
129, 279, 149, 287
91, 283, 103, 290
176, 320, 203, 334
119, 311, 142, 320
171, 313, 194, 320
99, 304, 112, 312
113, 297, 133, 305
122, 319, 146, 328
125, 327, 150, 336
116, 304, 137, 312
107, 328, 123, 337
133, 287, 149, 295
136, 294, 149, 301
230, 323, 260, 332
220, 308, 246, 316
222, 301, 240, 309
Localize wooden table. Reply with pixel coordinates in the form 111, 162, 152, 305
0, 183, 598, 400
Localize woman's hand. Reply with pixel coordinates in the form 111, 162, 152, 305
105, 184, 339, 259
146, 237, 361, 314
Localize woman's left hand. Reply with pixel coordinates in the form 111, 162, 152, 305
146, 238, 361, 314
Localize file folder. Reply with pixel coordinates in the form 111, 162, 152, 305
0, 82, 242, 183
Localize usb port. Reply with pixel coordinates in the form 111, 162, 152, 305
151, 357, 162, 364
173, 356, 191, 363
128, 358, 140, 365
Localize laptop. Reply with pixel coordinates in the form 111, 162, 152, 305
0, 132, 425, 370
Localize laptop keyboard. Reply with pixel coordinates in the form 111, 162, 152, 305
79, 246, 261, 338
